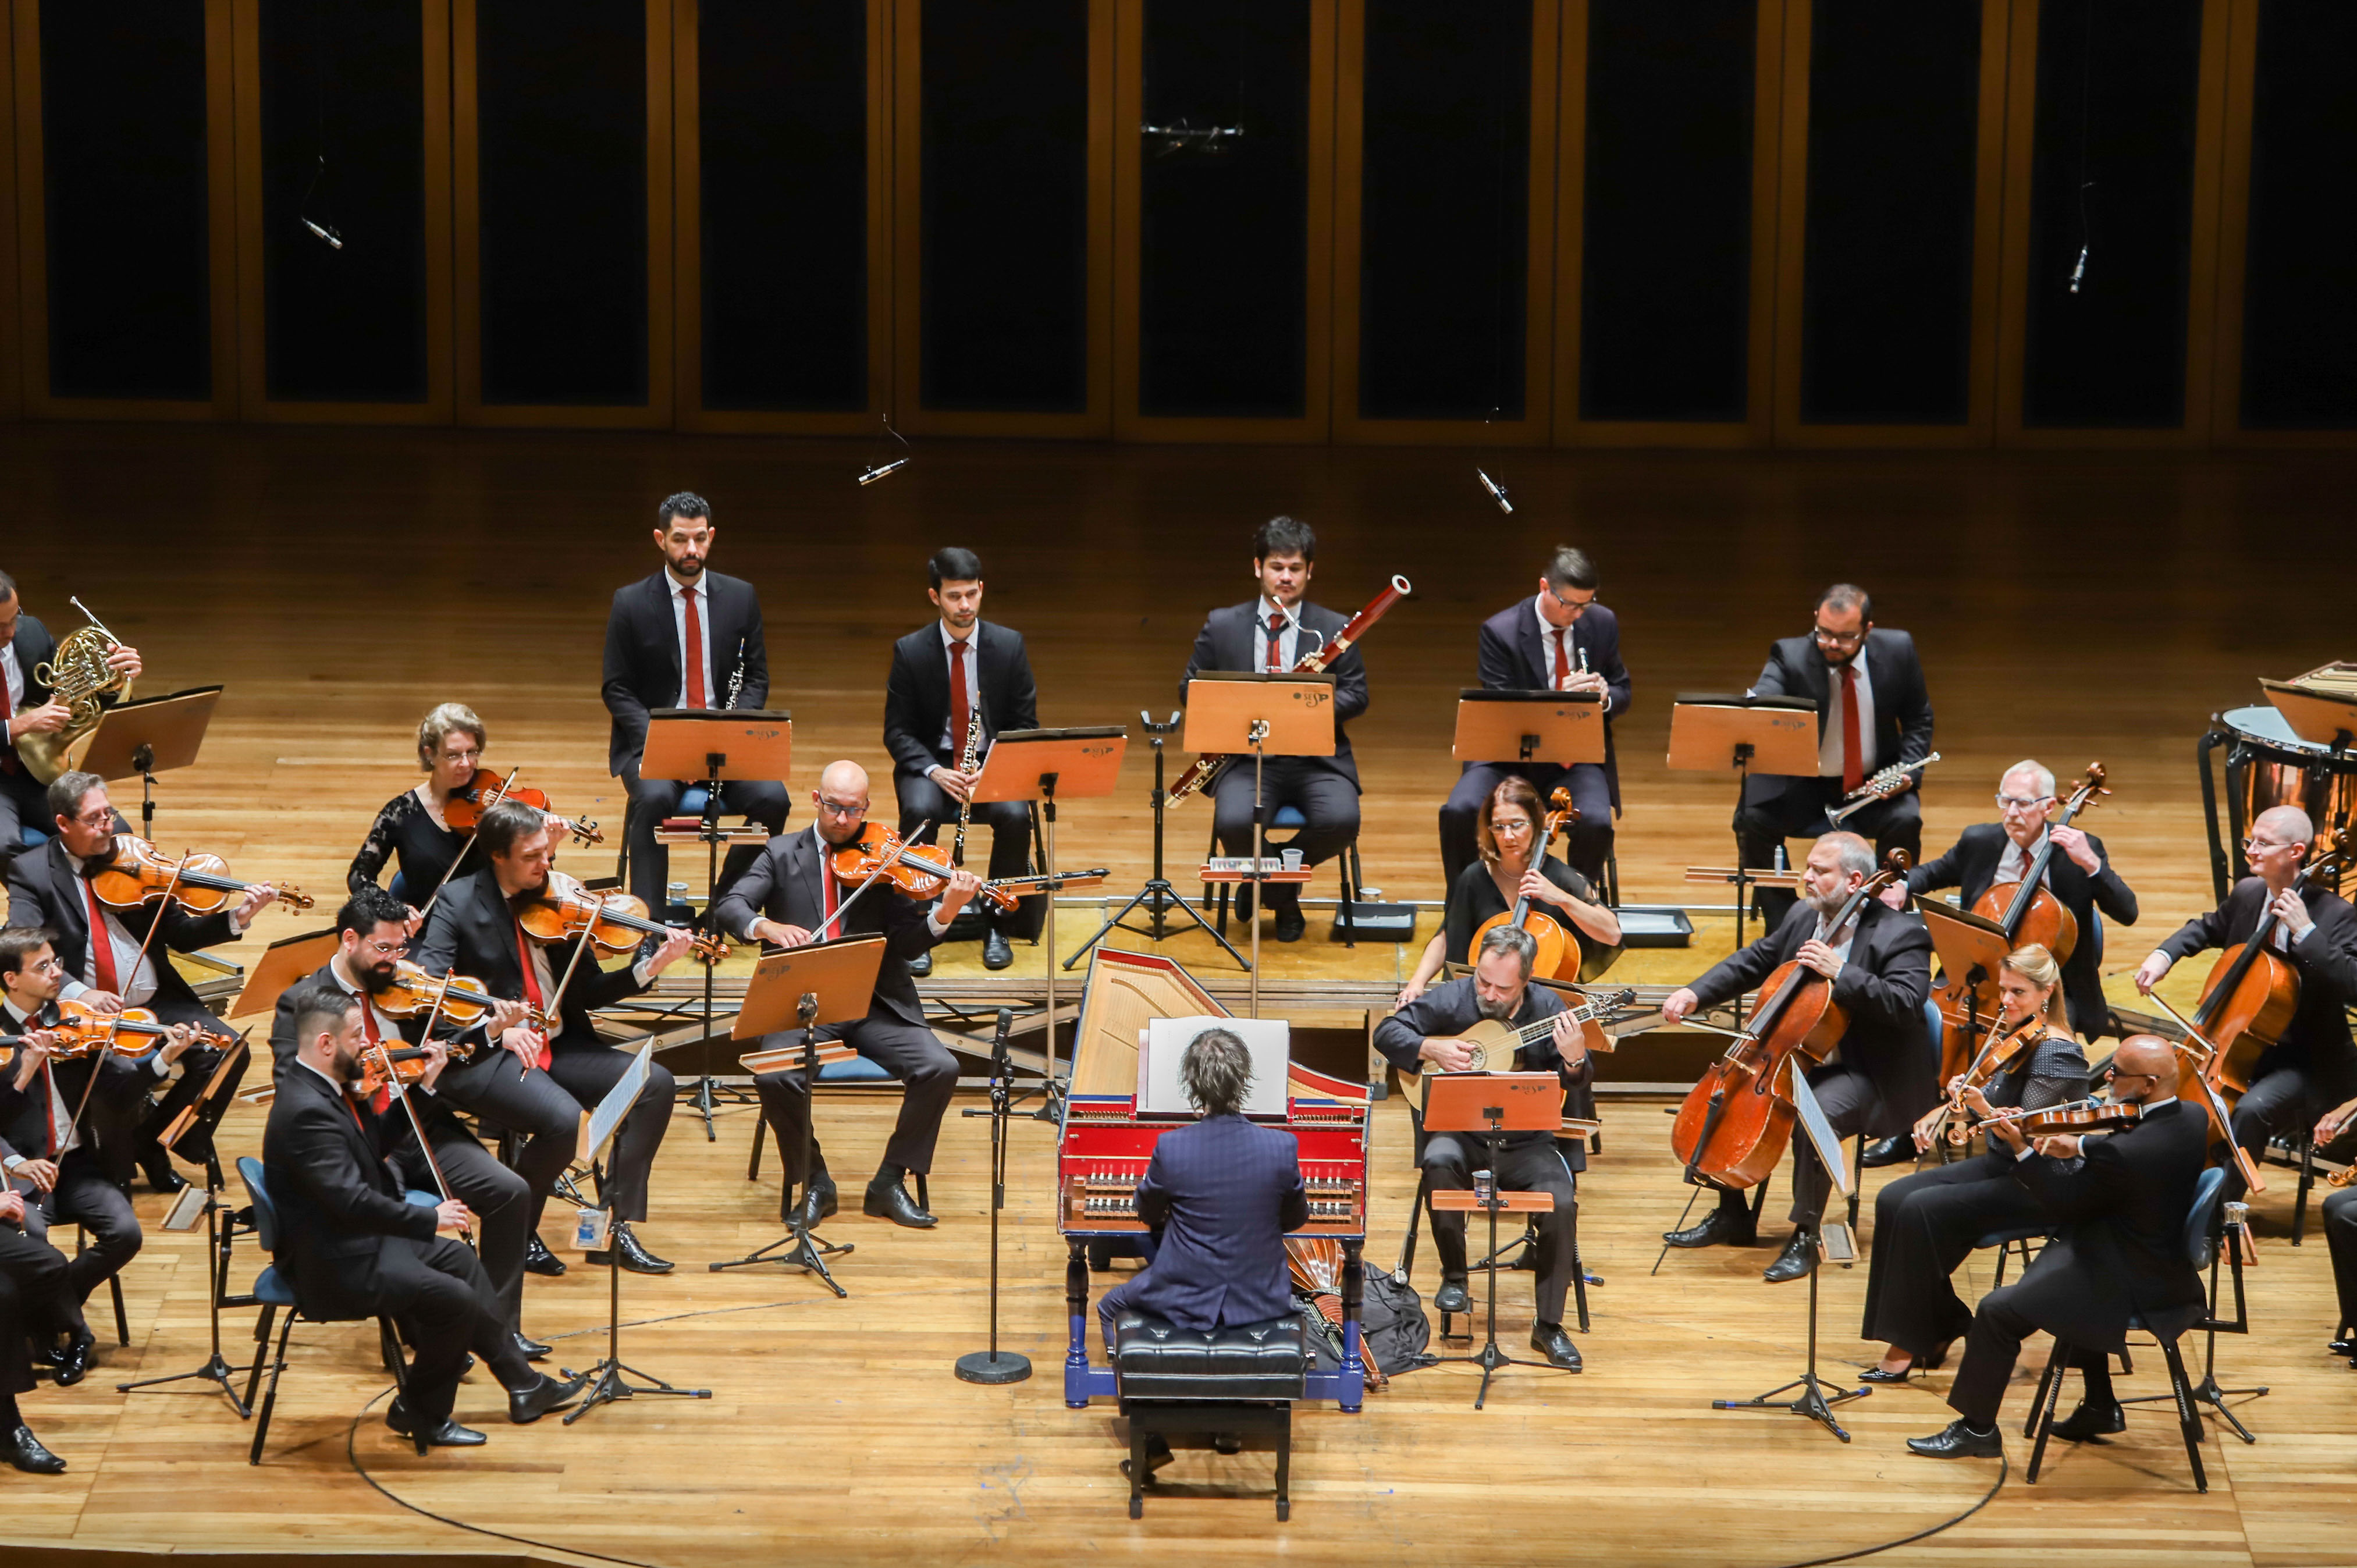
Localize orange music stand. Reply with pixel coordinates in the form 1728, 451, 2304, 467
1451, 689, 1604, 766
227, 928, 340, 1018
1670, 695, 1821, 950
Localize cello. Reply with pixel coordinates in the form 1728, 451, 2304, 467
1670, 850, 1908, 1191
1469, 787, 1584, 982
2175, 826, 2351, 1105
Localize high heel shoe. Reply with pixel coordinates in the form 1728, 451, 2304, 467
1859, 1340, 1951, 1384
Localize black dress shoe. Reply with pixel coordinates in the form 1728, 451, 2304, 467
508, 1370, 590, 1425
1432, 1279, 1471, 1315
982, 930, 1014, 970
144, 1166, 189, 1196
1531, 1323, 1583, 1371
2330, 1337, 2354, 1357
1663, 1206, 1755, 1250
385, 1400, 489, 1447
523, 1235, 567, 1277
790, 1175, 839, 1232
5, 1425, 65, 1474
1858, 1134, 1912, 1169
864, 1178, 938, 1229
1859, 1364, 1914, 1385
1907, 1419, 2003, 1459
1762, 1232, 1819, 1283
908, 948, 933, 977
1273, 901, 1307, 944
511, 1331, 551, 1363
2050, 1399, 2126, 1442
51, 1332, 95, 1388
587, 1222, 674, 1274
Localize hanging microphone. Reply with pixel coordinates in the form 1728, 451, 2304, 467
856, 457, 908, 486
1476, 467, 1513, 514
301, 217, 344, 250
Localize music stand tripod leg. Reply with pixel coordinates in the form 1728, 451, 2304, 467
567, 1193, 712, 1423
115, 1168, 251, 1417
1708, 1229, 1867, 1442
707, 995, 853, 1293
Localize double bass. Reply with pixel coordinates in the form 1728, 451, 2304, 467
1469, 787, 1584, 982
1670, 851, 1908, 1190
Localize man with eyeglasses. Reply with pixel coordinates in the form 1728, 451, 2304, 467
1734, 584, 1934, 930
267, 885, 542, 1361
713, 760, 983, 1231
1438, 545, 1631, 890
2135, 803, 2357, 1200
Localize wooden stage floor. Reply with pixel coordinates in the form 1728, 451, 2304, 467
2, 425, 2355, 1562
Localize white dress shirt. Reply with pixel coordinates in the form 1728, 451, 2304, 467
1996, 831, 2052, 891
666, 569, 717, 710
1817, 648, 1878, 778
1528, 598, 1611, 713
2, 642, 22, 712
1807, 913, 1858, 966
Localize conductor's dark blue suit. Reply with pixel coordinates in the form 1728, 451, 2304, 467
1098, 1113, 1310, 1350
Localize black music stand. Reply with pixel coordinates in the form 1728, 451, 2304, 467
709, 937, 886, 1293
79, 686, 222, 842
641, 708, 792, 1137
1668, 695, 1818, 951
1065, 711, 1247, 972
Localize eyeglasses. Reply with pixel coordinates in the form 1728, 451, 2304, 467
23, 957, 62, 975
1491, 818, 1534, 835
816, 797, 866, 817
1995, 794, 2054, 812
1545, 585, 1596, 618
1811, 624, 1865, 648
360, 938, 408, 959
2242, 835, 2299, 854
66, 808, 112, 829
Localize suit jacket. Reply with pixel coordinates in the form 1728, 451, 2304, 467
1374, 975, 1595, 1164
2007, 1098, 2210, 1352
1910, 823, 2139, 1040
600, 569, 772, 776
6, 837, 237, 1027
2156, 878, 2357, 1100
261, 1061, 436, 1321
1125, 1113, 1308, 1333
1474, 598, 1632, 807
708, 829, 941, 1032
0, 1000, 152, 1185
881, 621, 1039, 779
1747, 627, 1934, 801
412, 870, 649, 1047
6, 613, 59, 710
1181, 600, 1369, 788
1686, 898, 1939, 1137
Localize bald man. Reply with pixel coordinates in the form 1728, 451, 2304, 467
2136, 804, 2357, 1201
712, 762, 982, 1230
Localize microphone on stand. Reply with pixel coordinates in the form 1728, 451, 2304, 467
956, 1007, 1030, 1385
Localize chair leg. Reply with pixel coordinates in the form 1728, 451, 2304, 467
382, 1315, 425, 1456
1128, 1424, 1147, 1519
1570, 1214, 1591, 1335
2117, 1345, 2133, 1377
244, 1304, 278, 1410
2159, 1336, 2209, 1492
747, 1114, 766, 1182
1336, 849, 1357, 948
2293, 1137, 2316, 1246
1275, 1414, 1292, 1522
248, 1311, 297, 1466
108, 1272, 129, 1347
2024, 1338, 2074, 1480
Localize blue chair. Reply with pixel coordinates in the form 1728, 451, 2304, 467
387, 870, 410, 905
237, 1157, 433, 1463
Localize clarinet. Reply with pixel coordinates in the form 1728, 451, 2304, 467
950, 710, 982, 867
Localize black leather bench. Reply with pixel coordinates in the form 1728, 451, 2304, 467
1112, 1310, 1307, 1520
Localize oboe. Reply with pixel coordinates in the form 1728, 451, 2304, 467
950, 710, 982, 867
723, 637, 747, 710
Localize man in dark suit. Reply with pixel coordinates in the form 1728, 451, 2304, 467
1736, 585, 1935, 929
0, 570, 144, 876
881, 547, 1039, 974
712, 760, 981, 1231
413, 801, 696, 1275
0, 1176, 72, 1472
600, 492, 791, 912
1180, 517, 1368, 944
268, 885, 543, 1362
1438, 546, 1631, 890
265, 979, 584, 1446
2136, 803, 2357, 1200
6, 770, 258, 1193
1661, 831, 1937, 1282
1374, 925, 1594, 1370
1907, 1035, 2208, 1458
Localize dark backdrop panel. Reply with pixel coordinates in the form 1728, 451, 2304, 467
258, 0, 429, 404
1578, 0, 1754, 424
2021, 0, 2201, 428
1358, 0, 1530, 421
476, 0, 647, 406
919, 0, 1090, 413
1136, 0, 1309, 419
2240, 0, 2357, 429
40, 2, 213, 401
1798, 0, 1982, 425
700, 0, 868, 413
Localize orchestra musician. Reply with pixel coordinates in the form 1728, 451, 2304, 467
0, 927, 202, 1388
1438, 546, 1630, 890
1857, 945, 2088, 1385
1906, 1035, 2207, 1460
2134, 804, 2357, 1200
265, 979, 586, 1446
1181, 517, 1367, 944
2315, 1097, 2357, 1364
6, 770, 264, 1193
0, 570, 143, 876
267, 886, 545, 1361
1661, 831, 1937, 1282
347, 703, 490, 928
1734, 585, 1933, 930
1398, 776, 1620, 1005
0, 1181, 71, 1471
413, 800, 696, 1275
881, 547, 1039, 976
711, 760, 980, 1232
602, 492, 790, 912
1374, 925, 1594, 1371
1097, 1026, 1309, 1479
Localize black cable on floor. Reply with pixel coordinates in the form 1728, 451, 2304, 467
1765, 1456, 2008, 1568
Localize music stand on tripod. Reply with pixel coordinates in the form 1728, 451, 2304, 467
1667, 696, 1818, 954
78, 686, 223, 842
1182, 674, 1335, 1018
1064, 711, 1246, 972
640, 708, 792, 1137
708, 937, 886, 1294
1919, 899, 2013, 1084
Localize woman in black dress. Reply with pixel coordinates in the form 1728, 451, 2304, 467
1398, 776, 1620, 1004
348, 702, 486, 928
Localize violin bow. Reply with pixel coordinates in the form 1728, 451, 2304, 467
418, 766, 525, 921
2139, 991, 2268, 1194
808, 821, 932, 945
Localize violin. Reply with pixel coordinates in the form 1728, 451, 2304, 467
1919, 1009, 2053, 1150
2183, 826, 2351, 1104
3, 998, 177, 1059
826, 823, 1107, 920
1976, 1094, 2146, 1137
355, 1044, 432, 1096
88, 834, 314, 915
1670, 850, 1909, 1190
443, 767, 602, 847
371, 959, 550, 1038
1470, 788, 1587, 982
517, 869, 728, 965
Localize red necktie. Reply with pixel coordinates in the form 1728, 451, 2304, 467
1265, 616, 1285, 673
1552, 628, 1570, 691
1840, 666, 1864, 795
682, 587, 708, 709
85, 879, 122, 994
949, 639, 972, 755
357, 998, 391, 1114
514, 922, 550, 1069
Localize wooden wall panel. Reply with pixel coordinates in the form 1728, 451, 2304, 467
0, 2, 19, 422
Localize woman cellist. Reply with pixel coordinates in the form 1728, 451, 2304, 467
1856, 944, 2087, 1384
347, 704, 490, 927
1398, 778, 1619, 1005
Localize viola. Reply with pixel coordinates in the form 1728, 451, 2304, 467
2184, 826, 2351, 1104
517, 869, 728, 965
1978, 1095, 2146, 1137
1670, 850, 1910, 1191
826, 823, 1106, 920
443, 767, 602, 847
1919, 1009, 2054, 1150
1470, 787, 1587, 982
356, 1044, 432, 1097
88, 834, 313, 915
371, 959, 550, 1037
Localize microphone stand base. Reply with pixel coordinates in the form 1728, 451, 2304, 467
954, 1349, 1033, 1385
